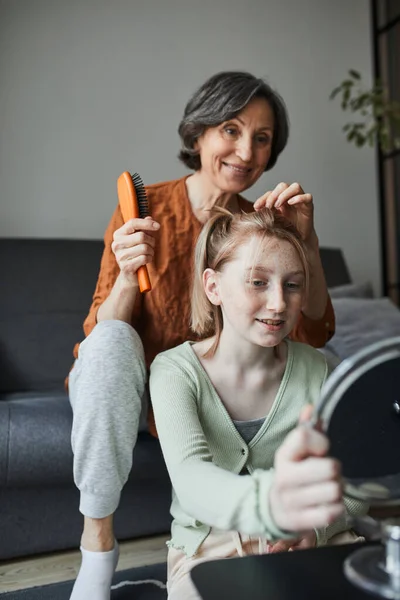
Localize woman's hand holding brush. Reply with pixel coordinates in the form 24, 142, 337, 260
111, 217, 160, 288
96, 216, 159, 323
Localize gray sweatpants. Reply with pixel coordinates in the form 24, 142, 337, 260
69, 320, 148, 518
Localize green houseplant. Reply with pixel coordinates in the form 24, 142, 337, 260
330, 69, 400, 153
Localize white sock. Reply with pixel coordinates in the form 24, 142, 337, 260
70, 540, 119, 600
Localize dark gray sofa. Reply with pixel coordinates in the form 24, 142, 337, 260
0, 239, 351, 561
0, 238, 172, 561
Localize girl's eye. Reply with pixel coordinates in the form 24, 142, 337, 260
285, 282, 302, 290
251, 279, 266, 287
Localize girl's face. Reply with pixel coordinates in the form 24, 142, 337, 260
205, 235, 305, 348
195, 97, 274, 194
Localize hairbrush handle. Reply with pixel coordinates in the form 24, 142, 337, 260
117, 171, 152, 293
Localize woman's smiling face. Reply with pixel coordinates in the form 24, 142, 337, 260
195, 97, 274, 194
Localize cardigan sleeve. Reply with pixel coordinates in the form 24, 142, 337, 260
315, 495, 369, 546
149, 354, 293, 540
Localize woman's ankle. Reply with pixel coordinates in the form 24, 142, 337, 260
81, 515, 115, 552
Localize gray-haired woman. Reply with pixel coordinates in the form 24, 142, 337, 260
68, 71, 334, 600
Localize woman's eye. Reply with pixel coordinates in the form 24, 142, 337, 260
223, 126, 238, 137
255, 135, 271, 145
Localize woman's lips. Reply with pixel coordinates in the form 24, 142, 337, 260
222, 162, 252, 175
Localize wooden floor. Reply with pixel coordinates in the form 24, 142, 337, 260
0, 535, 169, 593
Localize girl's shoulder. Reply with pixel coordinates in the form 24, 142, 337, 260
150, 341, 200, 376
286, 339, 329, 378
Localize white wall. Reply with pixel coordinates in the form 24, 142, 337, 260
0, 0, 381, 292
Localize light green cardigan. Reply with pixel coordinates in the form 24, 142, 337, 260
150, 340, 366, 557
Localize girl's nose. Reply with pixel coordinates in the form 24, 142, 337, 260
266, 286, 286, 312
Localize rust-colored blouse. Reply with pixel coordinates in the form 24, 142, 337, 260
72, 176, 335, 434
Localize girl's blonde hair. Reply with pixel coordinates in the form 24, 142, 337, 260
191, 207, 310, 356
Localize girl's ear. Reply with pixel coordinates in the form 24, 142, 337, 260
203, 268, 221, 306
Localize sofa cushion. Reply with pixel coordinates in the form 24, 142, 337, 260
326, 297, 400, 360
329, 281, 374, 299
0, 391, 168, 488
0, 238, 103, 393
0, 392, 74, 487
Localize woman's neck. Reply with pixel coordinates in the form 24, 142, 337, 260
186, 171, 239, 223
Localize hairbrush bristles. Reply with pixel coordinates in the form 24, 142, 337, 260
131, 172, 149, 219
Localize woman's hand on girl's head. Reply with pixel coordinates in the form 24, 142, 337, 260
254, 182, 316, 246
269, 406, 345, 534
111, 216, 160, 286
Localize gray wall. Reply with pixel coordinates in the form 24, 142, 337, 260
0, 0, 381, 292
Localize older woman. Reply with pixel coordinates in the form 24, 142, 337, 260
69, 71, 334, 600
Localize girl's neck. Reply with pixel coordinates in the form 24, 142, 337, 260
205, 331, 286, 373
186, 171, 239, 223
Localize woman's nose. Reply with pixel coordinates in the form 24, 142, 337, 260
235, 138, 253, 162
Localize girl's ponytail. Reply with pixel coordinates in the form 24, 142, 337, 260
191, 208, 233, 339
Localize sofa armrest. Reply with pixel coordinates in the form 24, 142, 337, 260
0, 402, 10, 486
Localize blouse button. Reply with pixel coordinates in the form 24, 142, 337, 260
241, 448, 246, 455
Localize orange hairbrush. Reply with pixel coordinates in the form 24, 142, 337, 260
117, 171, 152, 293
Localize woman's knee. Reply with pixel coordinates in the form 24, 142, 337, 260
69, 320, 147, 411
81, 320, 144, 361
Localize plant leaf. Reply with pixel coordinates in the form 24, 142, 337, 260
349, 69, 361, 80
347, 130, 356, 142
355, 133, 366, 147
330, 87, 342, 100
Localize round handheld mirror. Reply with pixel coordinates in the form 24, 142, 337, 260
314, 336, 400, 599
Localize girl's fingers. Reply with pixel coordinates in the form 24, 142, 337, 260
291, 532, 317, 550
282, 480, 343, 510
276, 424, 330, 464
289, 503, 345, 531
278, 457, 342, 488
298, 404, 314, 424
269, 539, 295, 553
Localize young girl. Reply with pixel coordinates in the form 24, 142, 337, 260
150, 208, 366, 599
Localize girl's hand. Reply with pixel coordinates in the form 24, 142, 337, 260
254, 182, 315, 245
111, 216, 160, 286
269, 405, 344, 533
268, 531, 317, 553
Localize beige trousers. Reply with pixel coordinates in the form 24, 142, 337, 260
167, 529, 364, 600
